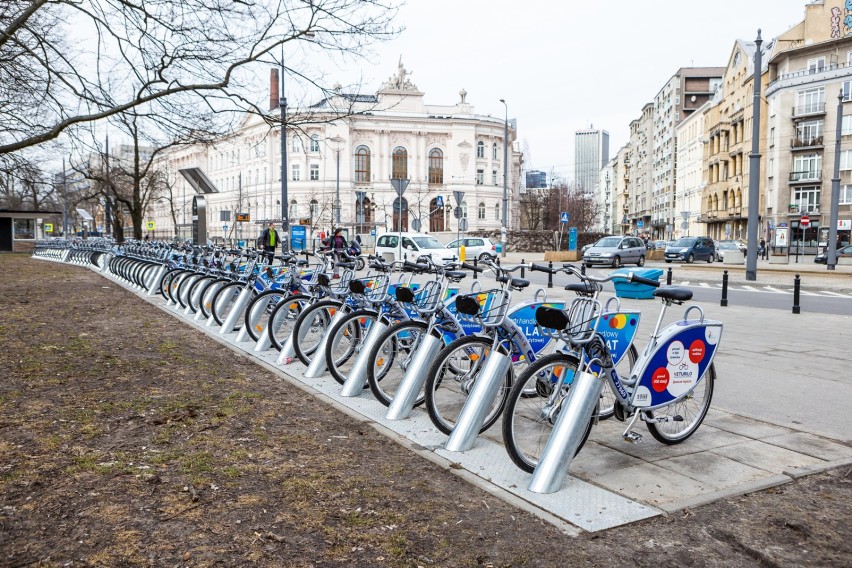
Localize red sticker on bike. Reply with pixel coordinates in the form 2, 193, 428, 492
689, 339, 706, 363
651, 367, 670, 392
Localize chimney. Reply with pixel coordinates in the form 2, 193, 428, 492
269, 68, 280, 112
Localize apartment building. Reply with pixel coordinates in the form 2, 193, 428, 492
675, 100, 711, 239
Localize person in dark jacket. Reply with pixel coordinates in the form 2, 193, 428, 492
331, 228, 347, 277
258, 222, 279, 262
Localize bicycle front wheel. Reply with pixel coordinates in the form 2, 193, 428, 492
645, 363, 715, 444
424, 335, 510, 436
244, 289, 291, 341
291, 300, 340, 366
502, 352, 593, 473
325, 309, 375, 386
366, 319, 429, 407
266, 294, 310, 351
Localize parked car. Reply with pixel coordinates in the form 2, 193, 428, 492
814, 244, 852, 264
445, 236, 497, 261
374, 232, 458, 264
652, 240, 671, 251
664, 236, 716, 263
714, 240, 741, 262
582, 235, 647, 268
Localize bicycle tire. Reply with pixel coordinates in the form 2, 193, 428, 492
158, 268, 182, 300
177, 272, 204, 308
186, 274, 217, 313
266, 294, 311, 351
366, 319, 430, 407
291, 299, 340, 366
198, 277, 230, 319
244, 289, 292, 341
645, 363, 715, 445
424, 334, 511, 436
325, 309, 377, 386
501, 352, 594, 473
211, 282, 249, 328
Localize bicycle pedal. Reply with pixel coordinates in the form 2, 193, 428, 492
622, 431, 643, 444
673, 415, 684, 422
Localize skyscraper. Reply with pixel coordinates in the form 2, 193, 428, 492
575, 128, 609, 193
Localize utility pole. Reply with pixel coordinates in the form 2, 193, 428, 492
500, 99, 509, 257
745, 30, 763, 281
828, 89, 843, 270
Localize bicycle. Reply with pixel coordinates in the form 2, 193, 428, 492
501, 265, 722, 490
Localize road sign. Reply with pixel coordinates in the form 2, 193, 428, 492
459, 218, 468, 232
236, 213, 250, 222
44, 223, 53, 232
436, 195, 444, 208
800, 214, 810, 227
411, 218, 421, 232
681, 211, 690, 220
390, 177, 410, 197
560, 211, 570, 224
454, 207, 463, 219
146, 221, 156, 230
452, 191, 465, 206
223, 224, 228, 232
637, 220, 644, 228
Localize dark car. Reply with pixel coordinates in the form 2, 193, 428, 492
664, 236, 716, 263
814, 245, 852, 264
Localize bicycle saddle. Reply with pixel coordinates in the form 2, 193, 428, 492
496, 275, 530, 289
445, 270, 467, 281
653, 287, 693, 302
565, 282, 600, 295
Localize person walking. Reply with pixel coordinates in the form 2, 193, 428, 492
331, 227, 347, 278
759, 237, 766, 260
257, 222, 279, 262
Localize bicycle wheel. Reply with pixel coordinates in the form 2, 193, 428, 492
198, 277, 230, 319
266, 294, 311, 351
424, 334, 511, 436
158, 268, 181, 300
291, 300, 340, 366
366, 319, 429, 407
244, 289, 291, 341
645, 363, 715, 445
325, 309, 376, 386
502, 352, 594, 473
211, 282, 249, 328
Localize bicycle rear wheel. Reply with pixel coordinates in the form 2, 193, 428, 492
325, 309, 375, 386
291, 300, 339, 365
211, 282, 248, 328
645, 363, 715, 445
502, 352, 593, 473
424, 335, 510, 436
366, 319, 429, 407
266, 294, 310, 351
244, 289, 290, 341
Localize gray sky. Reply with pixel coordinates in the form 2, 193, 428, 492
324, 0, 810, 180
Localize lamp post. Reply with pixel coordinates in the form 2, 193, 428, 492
499, 98, 509, 257
279, 44, 289, 253
331, 136, 344, 227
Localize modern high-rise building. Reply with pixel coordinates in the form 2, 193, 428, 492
574, 128, 609, 194
525, 170, 548, 189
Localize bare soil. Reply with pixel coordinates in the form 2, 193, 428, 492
1, 253, 850, 567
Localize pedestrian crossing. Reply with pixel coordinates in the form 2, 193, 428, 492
679, 281, 852, 299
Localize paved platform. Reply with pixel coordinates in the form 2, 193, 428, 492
66, 258, 852, 535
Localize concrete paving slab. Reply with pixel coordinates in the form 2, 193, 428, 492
711, 440, 828, 472
594, 423, 748, 462
761, 432, 852, 461
586, 462, 719, 507
704, 410, 796, 439
569, 441, 646, 479
655, 452, 772, 490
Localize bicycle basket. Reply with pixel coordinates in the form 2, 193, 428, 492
455, 289, 510, 328
411, 280, 443, 314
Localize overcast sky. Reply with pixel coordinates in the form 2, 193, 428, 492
321, 0, 811, 180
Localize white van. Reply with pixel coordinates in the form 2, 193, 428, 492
374, 232, 458, 264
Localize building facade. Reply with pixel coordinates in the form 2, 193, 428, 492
675, 100, 710, 238
574, 128, 609, 194
149, 63, 522, 246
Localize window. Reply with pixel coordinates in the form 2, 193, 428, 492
797, 87, 824, 114
494, 203, 500, 221
840, 185, 852, 204
291, 164, 300, 181
793, 153, 822, 177
478, 202, 486, 219
841, 150, 852, 170
310, 199, 318, 218
843, 115, 852, 135
310, 164, 319, 181
392, 146, 408, 179
428, 148, 443, 184
843, 81, 852, 102
292, 136, 301, 152
492, 170, 497, 185
310, 135, 320, 153
460, 201, 468, 218
13, 219, 34, 239
476, 169, 484, 185
793, 186, 820, 214
807, 57, 826, 73
354, 146, 370, 183
289, 200, 298, 218
492, 143, 498, 160
796, 120, 823, 144
476, 141, 485, 158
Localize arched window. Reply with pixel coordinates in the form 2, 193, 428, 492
494, 203, 500, 221
289, 199, 298, 219
476, 141, 485, 158
310, 199, 318, 219
460, 201, 468, 218
492, 143, 498, 160
392, 146, 408, 180
477, 202, 486, 220
428, 148, 443, 184
355, 146, 371, 183
310, 135, 320, 153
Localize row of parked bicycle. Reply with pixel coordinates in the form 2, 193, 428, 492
32, 237, 723, 494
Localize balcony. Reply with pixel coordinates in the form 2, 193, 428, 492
788, 170, 822, 184
792, 103, 826, 119
788, 204, 820, 216
790, 136, 824, 151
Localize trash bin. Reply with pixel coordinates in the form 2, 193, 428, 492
495, 244, 503, 253
610, 267, 663, 299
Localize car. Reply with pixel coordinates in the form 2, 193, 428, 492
714, 240, 741, 262
374, 232, 458, 264
664, 236, 716, 263
582, 235, 647, 268
814, 244, 852, 264
652, 240, 671, 251
446, 236, 497, 261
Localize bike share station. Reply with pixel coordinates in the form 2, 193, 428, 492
33, 226, 852, 535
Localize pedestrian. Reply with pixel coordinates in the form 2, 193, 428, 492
759, 238, 766, 260
257, 221, 279, 262
331, 227, 347, 278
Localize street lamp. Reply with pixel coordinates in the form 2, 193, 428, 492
499, 98, 509, 257
279, 44, 289, 253
330, 136, 344, 227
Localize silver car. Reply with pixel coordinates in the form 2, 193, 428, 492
582, 236, 647, 268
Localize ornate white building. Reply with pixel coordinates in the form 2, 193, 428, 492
150, 62, 522, 246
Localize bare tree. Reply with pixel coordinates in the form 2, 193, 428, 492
0, 0, 401, 158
